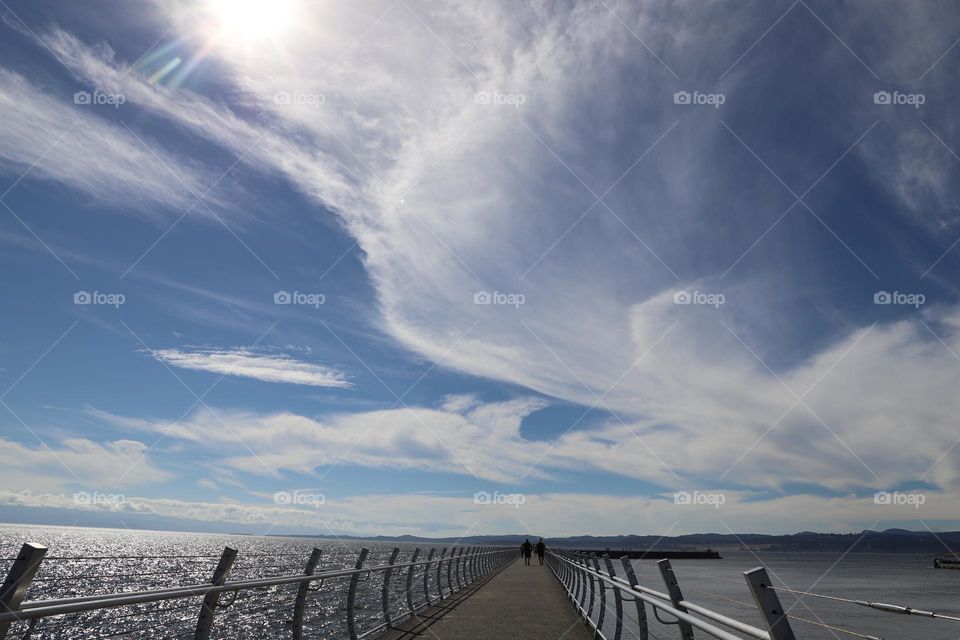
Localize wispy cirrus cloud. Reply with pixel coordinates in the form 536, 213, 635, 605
0, 67, 219, 218
148, 348, 353, 388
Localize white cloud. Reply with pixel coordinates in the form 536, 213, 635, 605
93, 326, 960, 496
0, 436, 169, 492
91, 397, 551, 482
1, 488, 955, 537
149, 348, 352, 388
10, 2, 960, 506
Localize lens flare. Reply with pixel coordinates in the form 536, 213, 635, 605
208, 0, 296, 42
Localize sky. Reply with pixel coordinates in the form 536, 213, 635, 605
1, 0, 960, 539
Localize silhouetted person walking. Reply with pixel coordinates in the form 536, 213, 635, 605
520, 539, 533, 565
535, 538, 545, 565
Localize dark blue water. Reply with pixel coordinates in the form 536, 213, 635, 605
610, 551, 960, 640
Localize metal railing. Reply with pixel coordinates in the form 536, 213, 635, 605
546, 550, 794, 640
0, 542, 515, 639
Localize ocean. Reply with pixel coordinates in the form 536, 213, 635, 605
1, 524, 958, 639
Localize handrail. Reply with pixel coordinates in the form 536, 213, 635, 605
545, 550, 788, 640
0, 543, 516, 638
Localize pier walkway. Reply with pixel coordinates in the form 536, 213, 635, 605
6, 542, 932, 639
377, 558, 592, 640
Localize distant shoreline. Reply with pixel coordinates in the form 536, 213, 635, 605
2, 522, 958, 554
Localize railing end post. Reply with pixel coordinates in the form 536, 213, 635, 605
0, 542, 47, 639
347, 547, 370, 640
292, 547, 323, 640
194, 546, 238, 640
656, 559, 694, 640
744, 567, 797, 640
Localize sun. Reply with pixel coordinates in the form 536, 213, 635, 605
208, 0, 297, 42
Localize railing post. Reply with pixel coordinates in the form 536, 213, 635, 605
0, 543, 47, 640
292, 547, 322, 640
422, 548, 435, 606
586, 554, 596, 618
446, 547, 456, 595
453, 547, 462, 591
382, 547, 400, 628
347, 548, 370, 640
194, 546, 238, 640
744, 567, 796, 640
592, 555, 607, 637
603, 555, 624, 640
467, 546, 476, 583
573, 554, 585, 611
577, 554, 587, 607
405, 548, 420, 615
657, 559, 694, 640
620, 556, 649, 640
436, 548, 448, 599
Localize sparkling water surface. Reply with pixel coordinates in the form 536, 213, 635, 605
2, 525, 959, 640
0, 524, 461, 639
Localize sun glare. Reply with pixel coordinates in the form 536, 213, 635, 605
209, 0, 296, 42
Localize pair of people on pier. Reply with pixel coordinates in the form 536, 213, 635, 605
521, 538, 546, 565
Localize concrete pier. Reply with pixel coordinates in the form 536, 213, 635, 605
376, 559, 592, 640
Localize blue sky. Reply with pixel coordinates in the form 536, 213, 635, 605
2, 0, 960, 538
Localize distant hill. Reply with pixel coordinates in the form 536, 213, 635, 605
292, 529, 960, 553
